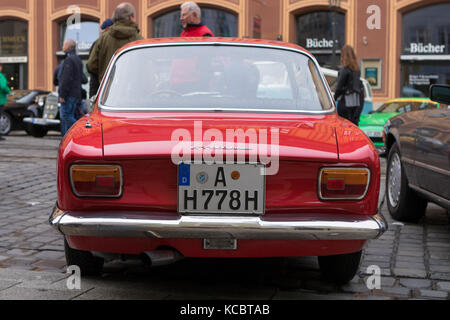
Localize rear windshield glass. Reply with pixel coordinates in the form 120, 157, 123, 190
101, 45, 333, 112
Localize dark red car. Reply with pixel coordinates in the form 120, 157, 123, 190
50, 38, 386, 284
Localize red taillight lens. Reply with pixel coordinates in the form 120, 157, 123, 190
70, 165, 122, 197
319, 168, 370, 200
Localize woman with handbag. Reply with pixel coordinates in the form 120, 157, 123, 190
334, 45, 364, 126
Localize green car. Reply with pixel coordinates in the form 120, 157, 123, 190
359, 97, 440, 154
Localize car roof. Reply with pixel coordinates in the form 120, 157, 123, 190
116, 37, 311, 56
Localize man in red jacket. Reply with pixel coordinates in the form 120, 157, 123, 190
180, 2, 214, 37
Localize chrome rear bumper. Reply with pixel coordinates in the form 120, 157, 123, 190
50, 206, 387, 241
23, 117, 60, 126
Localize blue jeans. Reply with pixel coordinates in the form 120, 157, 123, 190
60, 96, 79, 136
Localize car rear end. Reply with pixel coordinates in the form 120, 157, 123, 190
50, 39, 386, 283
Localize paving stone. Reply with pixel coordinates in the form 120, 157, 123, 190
32, 259, 66, 270
0, 286, 82, 300
429, 265, 450, 273
0, 280, 20, 291
5, 249, 38, 257
374, 276, 396, 287
32, 251, 65, 260
74, 288, 170, 300
0, 267, 69, 282
396, 250, 424, 257
395, 255, 424, 263
272, 290, 356, 300
340, 283, 371, 294
379, 287, 412, 298
395, 261, 426, 269
418, 290, 448, 299
436, 282, 450, 291
398, 278, 432, 289
362, 255, 391, 262
429, 259, 450, 266
430, 273, 450, 281
393, 268, 427, 278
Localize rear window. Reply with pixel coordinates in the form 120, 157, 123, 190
101, 45, 333, 112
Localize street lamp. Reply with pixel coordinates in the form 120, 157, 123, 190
329, 0, 341, 70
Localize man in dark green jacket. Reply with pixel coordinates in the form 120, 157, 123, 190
0, 63, 11, 140
87, 2, 143, 83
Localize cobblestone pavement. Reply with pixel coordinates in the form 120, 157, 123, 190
0, 132, 449, 300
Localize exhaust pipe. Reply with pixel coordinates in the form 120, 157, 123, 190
142, 249, 184, 267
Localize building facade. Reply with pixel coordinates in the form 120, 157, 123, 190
0, 0, 449, 103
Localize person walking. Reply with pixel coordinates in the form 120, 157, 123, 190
0, 64, 11, 140
334, 45, 364, 126
88, 3, 143, 83
180, 2, 214, 37
58, 39, 85, 136
88, 19, 114, 99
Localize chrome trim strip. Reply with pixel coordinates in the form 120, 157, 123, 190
409, 184, 450, 210
23, 117, 60, 125
401, 156, 415, 166
97, 41, 336, 115
413, 160, 450, 176
317, 167, 371, 201
49, 207, 387, 241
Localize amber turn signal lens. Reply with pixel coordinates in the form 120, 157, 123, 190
70, 165, 122, 197
319, 168, 370, 200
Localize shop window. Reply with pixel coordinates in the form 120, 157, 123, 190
59, 20, 100, 54
401, 3, 450, 97
0, 20, 28, 90
153, 8, 238, 38
402, 3, 450, 55
296, 11, 345, 68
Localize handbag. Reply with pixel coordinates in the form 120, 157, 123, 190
344, 91, 360, 108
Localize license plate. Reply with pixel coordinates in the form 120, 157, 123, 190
178, 163, 265, 215
364, 130, 382, 138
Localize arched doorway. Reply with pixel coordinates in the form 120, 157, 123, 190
56, 18, 100, 93
152, 6, 238, 37
0, 19, 28, 90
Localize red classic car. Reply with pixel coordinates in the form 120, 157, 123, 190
49, 38, 386, 284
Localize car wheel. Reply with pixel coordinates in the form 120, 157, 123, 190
386, 142, 427, 222
0, 111, 12, 135
64, 238, 104, 276
318, 250, 362, 285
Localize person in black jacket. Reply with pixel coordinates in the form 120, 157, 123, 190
334, 45, 364, 126
58, 39, 85, 136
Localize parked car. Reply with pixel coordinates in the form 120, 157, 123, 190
359, 97, 440, 154
23, 92, 61, 137
321, 67, 373, 114
383, 85, 450, 222
49, 38, 386, 284
0, 89, 49, 135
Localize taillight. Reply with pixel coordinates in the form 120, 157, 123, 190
319, 168, 370, 200
70, 165, 122, 197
